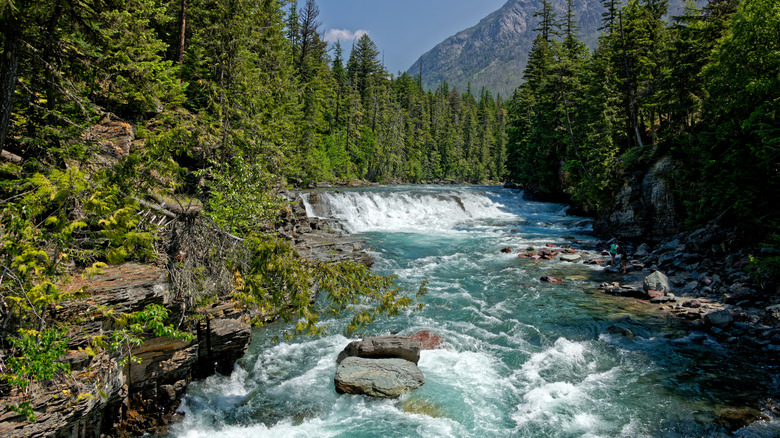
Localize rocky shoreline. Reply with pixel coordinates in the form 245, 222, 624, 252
597, 224, 780, 357
0, 193, 373, 438
604, 227, 780, 424
3, 186, 778, 436
503, 223, 780, 427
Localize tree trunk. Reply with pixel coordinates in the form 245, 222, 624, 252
177, 0, 187, 64
0, 14, 21, 155
619, 11, 643, 148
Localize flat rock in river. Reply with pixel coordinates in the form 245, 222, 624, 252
337, 336, 422, 364
334, 357, 425, 398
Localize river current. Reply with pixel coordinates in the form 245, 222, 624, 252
166, 185, 779, 438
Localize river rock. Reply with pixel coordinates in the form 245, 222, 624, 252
643, 271, 671, 294
560, 254, 581, 262
647, 290, 665, 299
766, 304, 780, 324
336, 336, 422, 365
705, 309, 733, 328
408, 330, 445, 350
334, 357, 424, 398
540, 276, 563, 283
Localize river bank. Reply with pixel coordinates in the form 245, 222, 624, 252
0, 192, 374, 438
3, 185, 777, 437
165, 185, 779, 437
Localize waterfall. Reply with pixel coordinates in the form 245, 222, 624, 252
301, 188, 519, 234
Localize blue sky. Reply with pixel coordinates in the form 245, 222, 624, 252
316, 0, 507, 75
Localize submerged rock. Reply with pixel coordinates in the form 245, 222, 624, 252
334, 357, 424, 398
401, 397, 445, 418
606, 325, 636, 338
408, 330, 445, 350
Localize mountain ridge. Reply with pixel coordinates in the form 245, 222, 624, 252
407, 0, 687, 98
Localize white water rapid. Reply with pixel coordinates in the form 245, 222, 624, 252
166, 185, 779, 438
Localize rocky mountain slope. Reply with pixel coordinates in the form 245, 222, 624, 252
408, 0, 691, 98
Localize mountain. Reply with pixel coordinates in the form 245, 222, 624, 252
408, 0, 688, 98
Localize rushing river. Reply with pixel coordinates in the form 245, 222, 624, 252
166, 186, 779, 438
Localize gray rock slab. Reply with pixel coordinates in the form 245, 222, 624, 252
334, 357, 424, 398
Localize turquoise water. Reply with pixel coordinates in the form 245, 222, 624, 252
167, 186, 778, 438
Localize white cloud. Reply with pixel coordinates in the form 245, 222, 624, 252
324, 29, 369, 42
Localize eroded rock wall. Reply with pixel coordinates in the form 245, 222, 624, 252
0, 264, 253, 438
594, 156, 681, 242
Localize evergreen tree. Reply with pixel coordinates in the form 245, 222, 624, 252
687, 0, 780, 229
347, 34, 383, 108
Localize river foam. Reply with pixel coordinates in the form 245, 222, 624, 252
168, 186, 775, 438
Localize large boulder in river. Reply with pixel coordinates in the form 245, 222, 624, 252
643, 270, 671, 295
336, 336, 422, 364
334, 357, 424, 398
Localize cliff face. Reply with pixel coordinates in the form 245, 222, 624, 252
0, 263, 254, 438
593, 157, 682, 243
409, 0, 691, 98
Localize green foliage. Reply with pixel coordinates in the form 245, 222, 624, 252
685, 0, 780, 230
233, 235, 426, 339
111, 304, 195, 366
747, 234, 780, 285
505, 0, 778, 247
3, 328, 70, 390
0, 165, 159, 339
199, 157, 285, 236
96, 0, 186, 117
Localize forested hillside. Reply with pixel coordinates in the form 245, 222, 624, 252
505, 0, 779, 270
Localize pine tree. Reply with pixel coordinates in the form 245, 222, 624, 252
689, 0, 780, 229
347, 34, 383, 108
533, 0, 560, 42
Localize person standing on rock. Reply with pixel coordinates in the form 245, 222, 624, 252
616, 245, 628, 274
608, 238, 618, 266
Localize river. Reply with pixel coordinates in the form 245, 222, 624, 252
165, 185, 779, 438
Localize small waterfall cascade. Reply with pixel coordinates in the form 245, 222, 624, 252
300, 187, 546, 234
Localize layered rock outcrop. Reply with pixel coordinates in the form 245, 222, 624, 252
0, 191, 376, 437
0, 264, 254, 438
